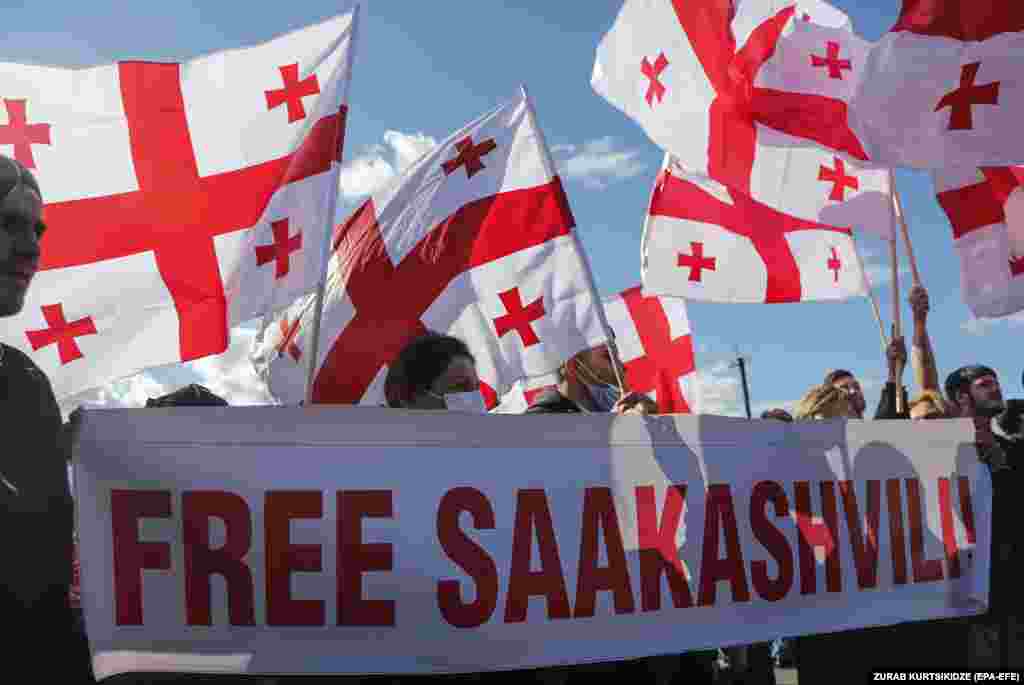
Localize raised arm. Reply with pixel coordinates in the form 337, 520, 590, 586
909, 285, 939, 393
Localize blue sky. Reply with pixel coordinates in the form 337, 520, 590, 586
6, 0, 1021, 415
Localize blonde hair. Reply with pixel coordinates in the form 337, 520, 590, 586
795, 384, 856, 421
909, 389, 951, 418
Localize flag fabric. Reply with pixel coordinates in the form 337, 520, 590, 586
642, 156, 867, 304
934, 166, 1024, 318
594, 0, 1024, 178
252, 91, 608, 406
592, 0, 871, 194
490, 287, 697, 415
603, 286, 697, 414
851, 1, 1024, 169
0, 8, 359, 400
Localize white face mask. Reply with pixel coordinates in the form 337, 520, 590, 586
436, 389, 488, 413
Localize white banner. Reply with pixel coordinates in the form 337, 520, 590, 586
74, 408, 991, 679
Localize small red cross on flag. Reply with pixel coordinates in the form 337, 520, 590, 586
442, 136, 498, 179
810, 41, 852, 80
818, 157, 859, 202
827, 246, 842, 282
934, 62, 1000, 131
640, 53, 669, 107
0, 98, 51, 169
265, 63, 322, 123
676, 241, 716, 282
492, 287, 546, 348
255, 218, 303, 279
25, 303, 98, 365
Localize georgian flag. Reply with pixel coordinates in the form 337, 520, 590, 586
594, 0, 1024, 179
0, 7, 359, 400
642, 156, 867, 304
489, 286, 697, 415
934, 166, 1024, 318
252, 91, 608, 406
851, 2, 1024, 169
592, 0, 873, 195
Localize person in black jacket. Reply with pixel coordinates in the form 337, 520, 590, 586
945, 365, 1024, 669
526, 344, 655, 416
0, 155, 92, 681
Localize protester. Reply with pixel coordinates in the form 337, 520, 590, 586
526, 344, 656, 415
145, 383, 229, 407
793, 384, 857, 420
945, 366, 1024, 669
759, 408, 792, 422
0, 155, 92, 680
384, 333, 484, 412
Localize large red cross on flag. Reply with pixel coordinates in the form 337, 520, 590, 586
592, 0, 892, 237
642, 156, 866, 304
594, 0, 1024, 174
252, 91, 608, 406
935, 165, 1024, 318
0, 9, 359, 400
604, 286, 696, 414
592, 0, 870, 194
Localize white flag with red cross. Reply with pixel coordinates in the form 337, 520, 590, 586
490, 286, 697, 415
595, 0, 1024, 176
642, 156, 867, 303
252, 91, 608, 407
592, 0, 876, 197
934, 166, 1024, 318
851, 2, 1024, 169
603, 286, 696, 414
0, 8, 359, 400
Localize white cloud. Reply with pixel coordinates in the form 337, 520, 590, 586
554, 137, 647, 190
186, 327, 277, 406
58, 325, 276, 416
339, 131, 438, 201
694, 361, 744, 416
962, 311, 1024, 336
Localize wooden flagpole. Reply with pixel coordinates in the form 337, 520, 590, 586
851, 238, 889, 355
890, 171, 922, 286
887, 169, 906, 414
304, 4, 360, 405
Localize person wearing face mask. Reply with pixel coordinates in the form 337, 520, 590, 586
525, 344, 656, 416
384, 333, 486, 413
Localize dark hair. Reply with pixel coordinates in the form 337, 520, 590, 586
823, 369, 854, 386
146, 384, 228, 407
384, 333, 474, 408
0, 155, 41, 200
944, 365, 998, 403
760, 408, 793, 423
997, 399, 1024, 437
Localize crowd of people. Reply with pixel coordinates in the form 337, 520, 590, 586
3, 145, 1022, 684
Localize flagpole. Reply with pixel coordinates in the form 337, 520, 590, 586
304, 3, 360, 405
851, 237, 889, 355
519, 84, 628, 394
889, 169, 922, 286
887, 170, 905, 414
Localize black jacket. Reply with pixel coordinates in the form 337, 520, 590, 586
874, 381, 910, 420
1, 344, 88, 677
524, 388, 584, 414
